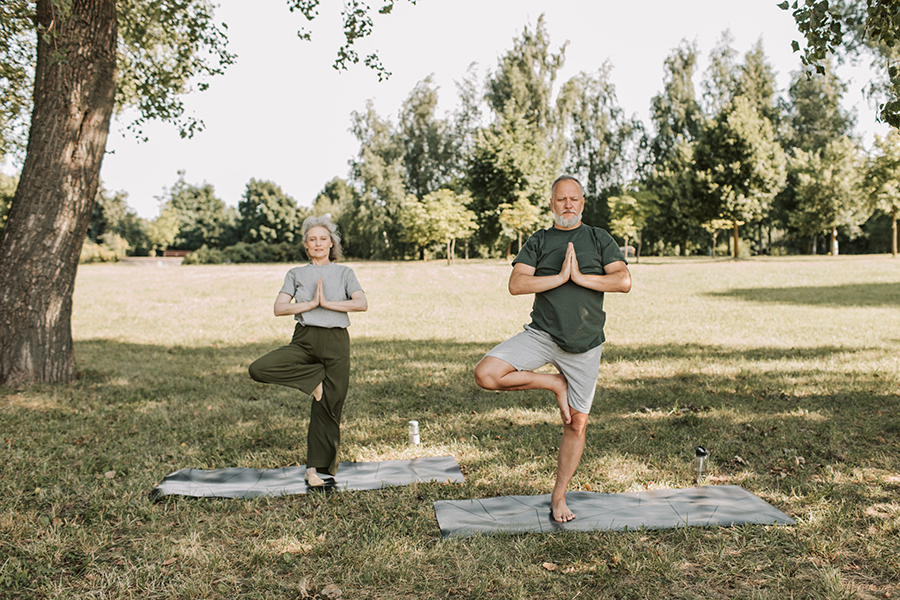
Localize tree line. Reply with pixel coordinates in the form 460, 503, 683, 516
27, 20, 892, 264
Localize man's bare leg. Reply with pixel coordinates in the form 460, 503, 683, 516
551, 410, 589, 522
474, 357, 571, 423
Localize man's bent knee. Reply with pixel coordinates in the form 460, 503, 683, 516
474, 356, 514, 390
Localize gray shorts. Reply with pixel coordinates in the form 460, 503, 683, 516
484, 325, 603, 414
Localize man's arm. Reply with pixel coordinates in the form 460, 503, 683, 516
508, 259, 571, 296
568, 242, 632, 293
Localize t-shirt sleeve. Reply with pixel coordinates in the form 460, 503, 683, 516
595, 228, 628, 266
342, 267, 363, 297
279, 268, 297, 297
512, 230, 543, 267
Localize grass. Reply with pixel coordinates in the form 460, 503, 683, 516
1, 254, 899, 599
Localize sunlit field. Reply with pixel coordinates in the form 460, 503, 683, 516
2, 255, 899, 599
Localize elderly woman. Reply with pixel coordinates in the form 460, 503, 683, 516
249, 215, 367, 487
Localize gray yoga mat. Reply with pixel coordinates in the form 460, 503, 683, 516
150, 455, 464, 501
433, 485, 795, 537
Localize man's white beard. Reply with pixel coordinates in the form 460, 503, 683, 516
554, 212, 582, 228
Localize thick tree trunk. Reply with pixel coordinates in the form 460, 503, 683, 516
0, 0, 117, 385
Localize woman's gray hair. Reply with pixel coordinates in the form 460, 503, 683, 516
301, 214, 343, 262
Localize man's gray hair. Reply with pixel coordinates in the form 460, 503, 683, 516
551, 174, 585, 198
301, 214, 343, 262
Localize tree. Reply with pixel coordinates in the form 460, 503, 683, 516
467, 105, 559, 251
644, 139, 705, 256
498, 194, 545, 258
146, 205, 179, 255
781, 0, 900, 127
0, 172, 17, 232
467, 16, 565, 254
695, 96, 787, 258
608, 194, 649, 257
343, 101, 407, 259
865, 131, 900, 256
702, 31, 740, 115
400, 189, 476, 263
644, 42, 707, 255
87, 186, 152, 256
557, 65, 643, 227
399, 77, 460, 199
783, 61, 854, 153
485, 15, 566, 133
237, 179, 302, 244
312, 177, 357, 220
788, 136, 867, 255
161, 171, 235, 251
648, 41, 704, 164
0, 0, 412, 385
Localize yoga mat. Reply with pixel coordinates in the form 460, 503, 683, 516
150, 455, 464, 501
433, 485, 795, 537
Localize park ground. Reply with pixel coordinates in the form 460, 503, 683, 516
1, 255, 899, 599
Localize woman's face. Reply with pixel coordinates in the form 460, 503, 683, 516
304, 226, 333, 262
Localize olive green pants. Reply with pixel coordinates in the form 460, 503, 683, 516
248, 324, 350, 476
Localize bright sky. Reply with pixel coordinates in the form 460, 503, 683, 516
93, 0, 889, 219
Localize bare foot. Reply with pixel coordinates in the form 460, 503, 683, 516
551, 497, 576, 522
312, 381, 323, 402
305, 468, 325, 487
551, 373, 570, 424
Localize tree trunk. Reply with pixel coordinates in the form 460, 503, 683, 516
0, 0, 118, 385
891, 208, 897, 258
732, 222, 740, 259
830, 227, 839, 256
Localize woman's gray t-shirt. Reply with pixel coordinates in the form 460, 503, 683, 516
279, 263, 363, 328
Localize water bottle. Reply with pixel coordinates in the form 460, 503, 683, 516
408, 420, 420, 445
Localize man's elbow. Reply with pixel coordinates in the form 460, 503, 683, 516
619, 273, 632, 293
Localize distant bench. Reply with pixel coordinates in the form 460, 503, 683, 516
162, 250, 191, 257
619, 246, 636, 258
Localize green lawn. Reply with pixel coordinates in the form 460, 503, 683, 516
2, 255, 899, 599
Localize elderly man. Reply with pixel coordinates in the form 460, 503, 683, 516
474, 174, 632, 522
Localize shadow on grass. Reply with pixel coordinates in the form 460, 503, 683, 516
43, 337, 894, 487
708, 281, 900, 307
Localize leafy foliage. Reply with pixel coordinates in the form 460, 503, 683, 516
237, 179, 304, 244
781, 0, 900, 127
787, 136, 867, 239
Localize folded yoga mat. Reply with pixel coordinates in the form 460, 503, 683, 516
433, 485, 795, 537
150, 455, 464, 501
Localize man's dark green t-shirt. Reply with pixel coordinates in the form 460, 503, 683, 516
513, 224, 626, 354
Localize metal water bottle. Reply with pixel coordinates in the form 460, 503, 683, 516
695, 446, 708, 484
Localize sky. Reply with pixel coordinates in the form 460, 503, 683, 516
84, 0, 892, 218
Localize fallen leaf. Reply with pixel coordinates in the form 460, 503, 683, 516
317, 533, 326, 542
162, 557, 177, 566
321, 584, 342, 599
297, 578, 311, 598
542, 562, 558, 571
104, 470, 116, 479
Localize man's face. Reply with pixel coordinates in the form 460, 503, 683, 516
551, 180, 584, 229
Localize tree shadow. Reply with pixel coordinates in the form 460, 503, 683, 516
708, 282, 900, 307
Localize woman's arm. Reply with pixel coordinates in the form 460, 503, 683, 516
319, 289, 368, 313
273, 291, 319, 317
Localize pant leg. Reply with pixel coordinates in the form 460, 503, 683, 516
248, 323, 326, 395
306, 327, 351, 476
